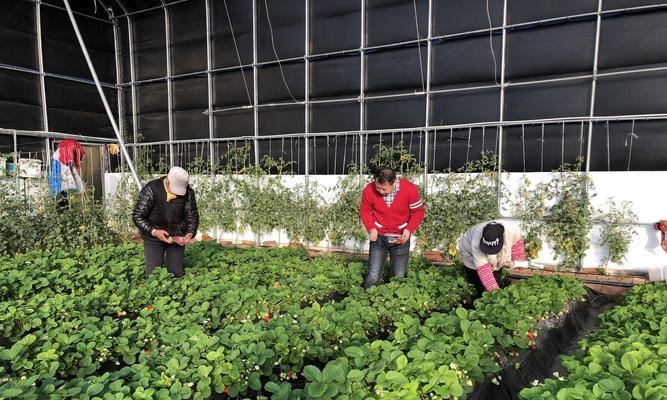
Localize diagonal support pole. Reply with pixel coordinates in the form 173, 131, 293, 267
62, 0, 142, 190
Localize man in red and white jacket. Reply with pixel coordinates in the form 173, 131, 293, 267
360, 167, 425, 288
458, 221, 527, 296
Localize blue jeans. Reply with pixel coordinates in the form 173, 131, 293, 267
364, 235, 410, 289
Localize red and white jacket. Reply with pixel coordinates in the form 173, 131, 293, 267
360, 178, 425, 235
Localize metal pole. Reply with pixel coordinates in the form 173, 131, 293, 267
497, 0, 508, 209
62, 0, 141, 189
304, 0, 310, 179
36, 2, 51, 174
586, 0, 603, 173
359, 0, 366, 188
164, 3, 175, 166
423, 0, 433, 191
252, 0, 259, 166
205, 0, 215, 172
125, 11, 139, 161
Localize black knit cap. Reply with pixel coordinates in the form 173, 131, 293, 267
480, 222, 504, 255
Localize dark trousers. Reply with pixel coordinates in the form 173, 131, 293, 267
364, 235, 410, 289
143, 239, 185, 278
463, 265, 507, 298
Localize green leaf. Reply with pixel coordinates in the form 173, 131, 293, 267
344, 346, 364, 358
395, 355, 408, 370
322, 363, 344, 382
621, 353, 638, 372
385, 371, 409, 386
1, 388, 23, 398
264, 382, 281, 394
455, 307, 468, 319
198, 365, 213, 378
303, 365, 322, 383
88, 383, 105, 396
347, 369, 366, 382
306, 382, 327, 398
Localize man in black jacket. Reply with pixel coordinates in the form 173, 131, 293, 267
132, 166, 199, 277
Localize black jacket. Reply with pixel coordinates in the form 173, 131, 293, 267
132, 177, 199, 241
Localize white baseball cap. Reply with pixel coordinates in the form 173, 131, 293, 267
167, 166, 189, 196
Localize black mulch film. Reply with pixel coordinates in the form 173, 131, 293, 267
468, 291, 617, 400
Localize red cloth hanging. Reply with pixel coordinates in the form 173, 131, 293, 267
58, 139, 86, 170
654, 220, 667, 253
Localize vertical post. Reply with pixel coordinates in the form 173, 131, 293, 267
423, 0, 433, 193
62, 0, 141, 189
111, 9, 123, 178
36, 2, 51, 173
358, 0, 366, 188
126, 13, 139, 161
164, 3, 175, 166
304, 0, 310, 181
252, 0, 260, 166
586, 0, 603, 173
496, 0, 508, 210
205, 0, 215, 172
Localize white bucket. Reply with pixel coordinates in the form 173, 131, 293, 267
19, 158, 43, 179
0, 157, 5, 173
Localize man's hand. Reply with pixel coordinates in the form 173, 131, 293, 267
369, 228, 378, 242
152, 229, 172, 244
401, 229, 411, 244
174, 233, 194, 246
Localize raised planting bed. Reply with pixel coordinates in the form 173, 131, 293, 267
0, 243, 474, 399
278, 276, 590, 399
509, 268, 649, 296
519, 282, 667, 400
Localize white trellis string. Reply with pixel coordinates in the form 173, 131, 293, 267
625, 119, 638, 171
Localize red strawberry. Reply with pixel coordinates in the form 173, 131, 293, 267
145, 305, 153, 311
116, 311, 125, 318
144, 349, 151, 356
223, 386, 229, 394
287, 371, 294, 379
527, 332, 537, 339
264, 312, 270, 322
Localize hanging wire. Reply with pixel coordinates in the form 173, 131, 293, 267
412, 0, 426, 92
486, 0, 499, 85
540, 123, 545, 172
263, 0, 300, 104
466, 127, 472, 164
561, 122, 565, 165
521, 124, 526, 173
448, 128, 453, 170
625, 119, 638, 172
342, 135, 348, 174
418, 130, 423, 165
223, 0, 253, 106
606, 121, 611, 172
579, 121, 585, 159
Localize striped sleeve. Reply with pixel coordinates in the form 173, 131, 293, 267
511, 239, 526, 261
477, 263, 500, 291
